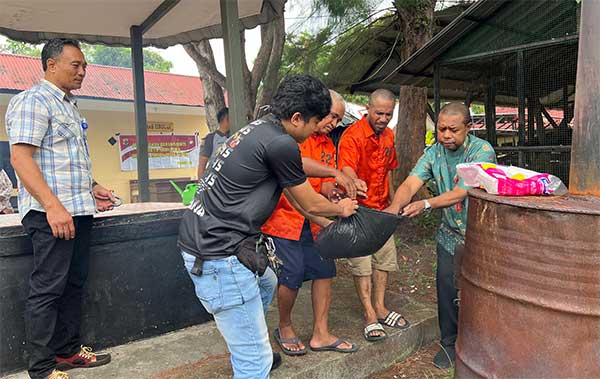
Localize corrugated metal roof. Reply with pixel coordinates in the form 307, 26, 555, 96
351, 0, 580, 100
0, 53, 204, 106
350, 0, 509, 93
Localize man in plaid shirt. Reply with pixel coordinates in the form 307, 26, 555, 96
5, 38, 114, 379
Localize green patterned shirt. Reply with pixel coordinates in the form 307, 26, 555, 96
409, 134, 496, 254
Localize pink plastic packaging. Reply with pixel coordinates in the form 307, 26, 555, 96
456, 163, 568, 196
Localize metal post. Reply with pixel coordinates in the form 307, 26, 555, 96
517, 50, 526, 147
130, 25, 150, 202
562, 82, 569, 129
220, 0, 247, 133
535, 99, 546, 146
527, 101, 535, 143
485, 73, 497, 147
569, 0, 600, 195
434, 62, 441, 123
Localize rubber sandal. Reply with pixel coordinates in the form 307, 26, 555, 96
363, 322, 387, 342
274, 328, 307, 356
310, 339, 358, 353
378, 311, 410, 330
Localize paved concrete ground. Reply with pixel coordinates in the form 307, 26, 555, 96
4, 274, 438, 379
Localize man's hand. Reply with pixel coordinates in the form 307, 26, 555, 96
401, 200, 428, 218
354, 178, 368, 198
334, 171, 358, 199
338, 197, 358, 218
382, 204, 400, 215
93, 184, 117, 212
46, 202, 75, 239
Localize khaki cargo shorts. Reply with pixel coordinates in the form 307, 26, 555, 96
347, 235, 398, 276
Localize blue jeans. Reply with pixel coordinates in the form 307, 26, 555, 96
182, 252, 277, 379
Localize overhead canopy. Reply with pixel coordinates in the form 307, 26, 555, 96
350, 0, 580, 105
325, 4, 470, 94
0, 0, 284, 48
0, 0, 284, 202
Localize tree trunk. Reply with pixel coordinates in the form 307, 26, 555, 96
256, 15, 285, 115
184, 41, 226, 132
393, 86, 428, 186
183, 13, 285, 126
392, 0, 436, 188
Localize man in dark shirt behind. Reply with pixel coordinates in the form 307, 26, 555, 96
177, 75, 358, 379
197, 107, 230, 179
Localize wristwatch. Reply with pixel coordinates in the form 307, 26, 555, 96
423, 199, 432, 211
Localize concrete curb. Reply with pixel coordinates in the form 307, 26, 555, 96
272, 302, 439, 379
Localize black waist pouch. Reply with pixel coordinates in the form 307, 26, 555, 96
235, 234, 282, 276
235, 236, 268, 276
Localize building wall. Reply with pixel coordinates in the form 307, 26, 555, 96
0, 97, 208, 204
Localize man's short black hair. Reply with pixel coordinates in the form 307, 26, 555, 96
271, 75, 331, 122
439, 102, 472, 125
217, 107, 229, 123
41, 38, 81, 72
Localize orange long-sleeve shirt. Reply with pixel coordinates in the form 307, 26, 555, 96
337, 116, 397, 210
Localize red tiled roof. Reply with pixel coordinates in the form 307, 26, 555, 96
0, 53, 204, 107
472, 106, 567, 131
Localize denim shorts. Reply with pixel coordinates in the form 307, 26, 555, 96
271, 221, 336, 289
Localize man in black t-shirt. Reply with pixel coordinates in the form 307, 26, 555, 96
178, 75, 358, 379
197, 107, 230, 179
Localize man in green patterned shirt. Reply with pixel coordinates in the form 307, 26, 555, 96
385, 102, 496, 369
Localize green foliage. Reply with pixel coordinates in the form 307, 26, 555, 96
312, 0, 376, 29
323, 13, 396, 89
280, 29, 333, 80
83, 44, 173, 72
471, 103, 485, 114
343, 93, 369, 105
0, 39, 41, 56
281, 0, 391, 87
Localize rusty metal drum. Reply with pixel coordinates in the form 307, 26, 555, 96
455, 189, 600, 379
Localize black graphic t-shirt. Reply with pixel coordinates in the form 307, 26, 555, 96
178, 114, 307, 258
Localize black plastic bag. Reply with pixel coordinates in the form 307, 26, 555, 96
315, 206, 403, 259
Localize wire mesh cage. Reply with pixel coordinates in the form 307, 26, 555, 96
435, 1, 578, 184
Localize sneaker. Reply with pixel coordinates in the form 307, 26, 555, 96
45, 369, 69, 379
432, 345, 455, 369
271, 352, 282, 371
55, 346, 111, 370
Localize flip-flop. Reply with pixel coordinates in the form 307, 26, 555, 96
274, 328, 307, 356
364, 322, 387, 342
378, 311, 410, 330
310, 339, 358, 353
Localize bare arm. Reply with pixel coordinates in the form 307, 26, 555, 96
384, 175, 425, 215
402, 186, 468, 218
197, 155, 209, 180
388, 172, 395, 204
302, 157, 338, 178
10, 144, 74, 239
302, 157, 361, 199
286, 180, 357, 218
341, 166, 359, 180
283, 189, 333, 228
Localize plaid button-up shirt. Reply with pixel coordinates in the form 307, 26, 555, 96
5, 79, 95, 218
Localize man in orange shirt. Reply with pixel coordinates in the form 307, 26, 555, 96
337, 89, 410, 342
263, 91, 363, 356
